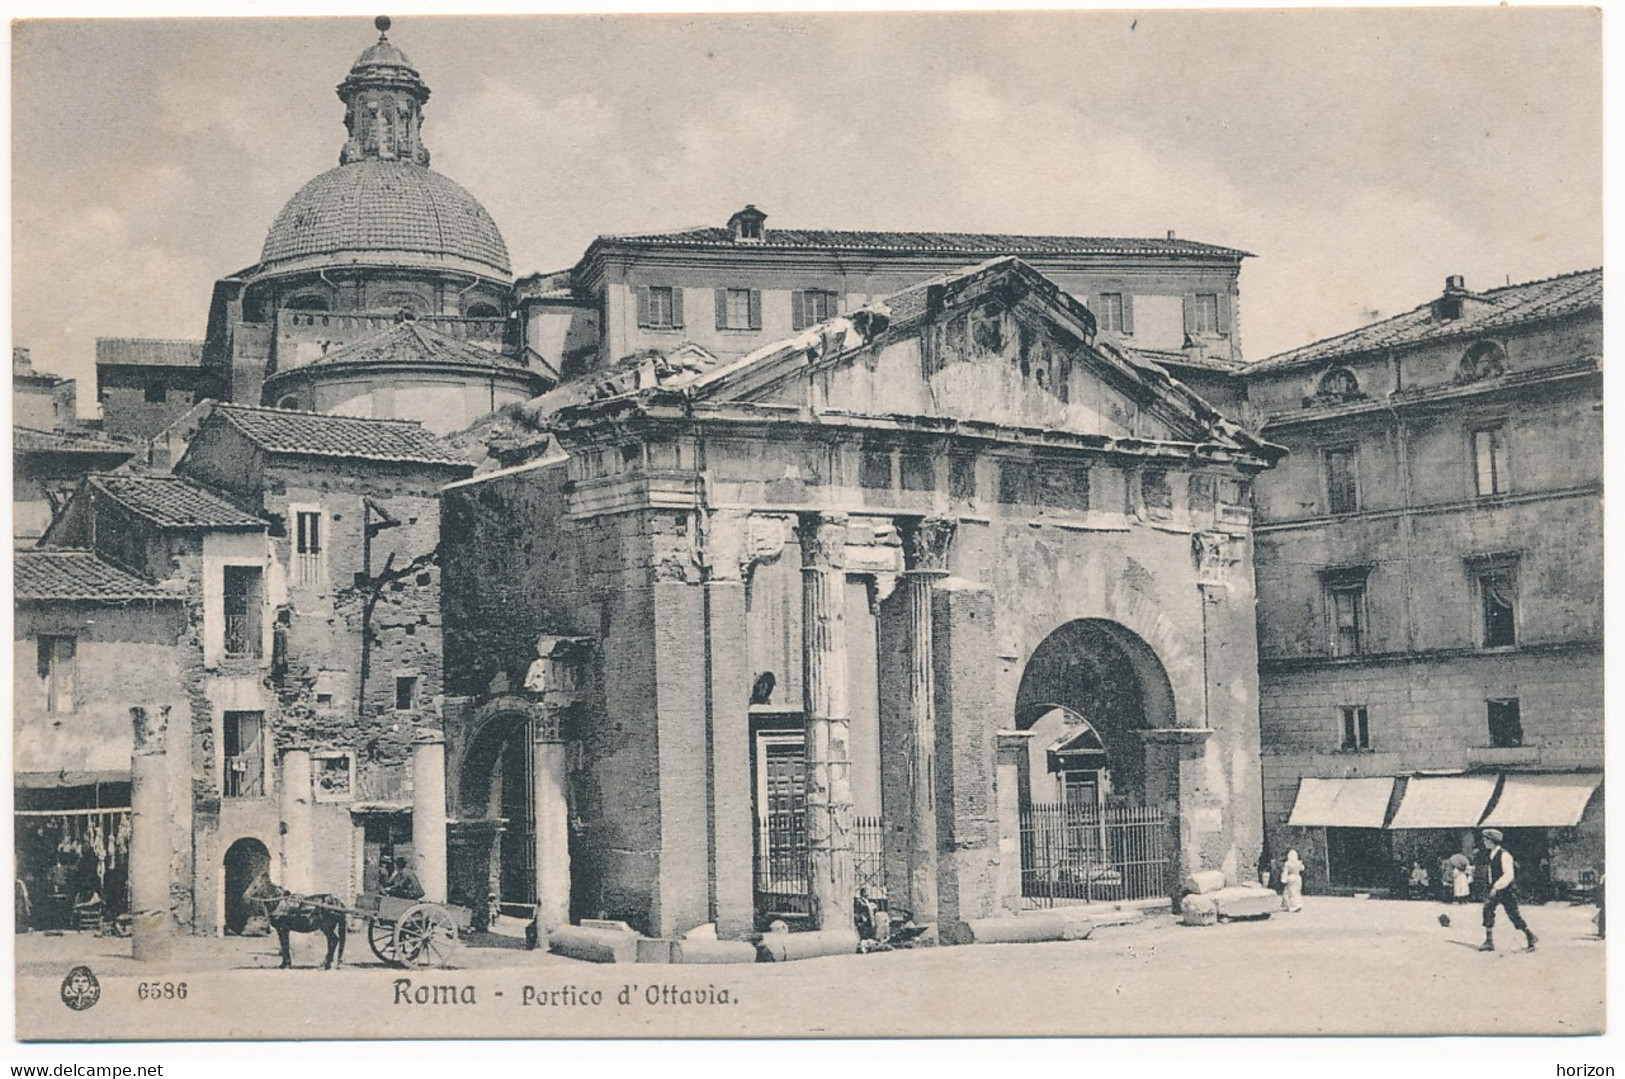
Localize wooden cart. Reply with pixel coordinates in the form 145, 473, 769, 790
353, 893, 472, 969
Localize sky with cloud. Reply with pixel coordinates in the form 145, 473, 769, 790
12, 9, 1601, 409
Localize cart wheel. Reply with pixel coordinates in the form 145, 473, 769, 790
367, 919, 399, 966
394, 904, 458, 968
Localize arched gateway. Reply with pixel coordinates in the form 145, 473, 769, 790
1013, 619, 1178, 905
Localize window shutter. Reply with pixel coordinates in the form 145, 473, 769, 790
1121, 295, 1135, 335
1183, 295, 1198, 337
1217, 292, 1233, 336
749, 289, 762, 330
671, 287, 684, 329
716, 288, 729, 330
792, 290, 806, 331
636, 286, 651, 328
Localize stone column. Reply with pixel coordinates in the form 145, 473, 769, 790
279, 747, 314, 895
897, 515, 955, 929
798, 511, 854, 933
531, 709, 572, 931
129, 706, 173, 961
994, 730, 1035, 916
412, 733, 448, 904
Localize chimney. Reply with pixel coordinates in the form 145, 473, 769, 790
1445, 274, 1467, 294
1167, 230, 1177, 240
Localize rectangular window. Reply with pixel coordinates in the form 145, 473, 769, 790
145, 382, 167, 404
1340, 705, 1370, 751
294, 509, 324, 587
1472, 425, 1508, 496
1324, 447, 1359, 515
1329, 583, 1366, 656
1192, 294, 1221, 335
792, 289, 838, 330
223, 565, 264, 658
1486, 698, 1523, 748
638, 285, 683, 329
37, 635, 76, 714
1479, 570, 1517, 647
223, 711, 265, 798
1099, 293, 1124, 333
395, 675, 419, 712
716, 288, 762, 330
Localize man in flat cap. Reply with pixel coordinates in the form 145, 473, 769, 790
1479, 829, 1537, 952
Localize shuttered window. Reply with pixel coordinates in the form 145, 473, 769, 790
1098, 293, 1133, 334
792, 289, 838, 330
1472, 425, 1508, 496
637, 285, 683, 329
1324, 447, 1359, 515
716, 288, 762, 330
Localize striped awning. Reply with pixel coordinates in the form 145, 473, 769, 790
1286, 777, 1395, 828
1481, 773, 1602, 828
1387, 775, 1500, 830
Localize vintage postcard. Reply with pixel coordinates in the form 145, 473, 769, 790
9, 4, 1605, 1051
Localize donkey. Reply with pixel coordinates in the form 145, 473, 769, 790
243, 874, 347, 970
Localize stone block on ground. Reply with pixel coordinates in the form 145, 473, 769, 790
1181, 894, 1219, 926
548, 925, 643, 963
1184, 870, 1228, 895
1212, 886, 1277, 920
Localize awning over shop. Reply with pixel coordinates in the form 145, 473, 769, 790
1386, 774, 1499, 829
1286, 777, 1395, 828
1480, 773, 1603, 828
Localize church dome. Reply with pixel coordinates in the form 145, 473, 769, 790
260, 160, 511, 278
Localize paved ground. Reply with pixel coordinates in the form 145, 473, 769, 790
14, 897, 1605, 1040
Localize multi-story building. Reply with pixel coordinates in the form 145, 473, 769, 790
25, 406, 471, 933
1242, 270, 1603, 896
520, 205, 1249, 412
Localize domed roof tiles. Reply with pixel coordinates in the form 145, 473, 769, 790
261, 160, 510, 278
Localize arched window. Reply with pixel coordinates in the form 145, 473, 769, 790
284, 294, 331, 313
1459, 340, 1507, 382
1313, 366, 1362, 404
465, 302, 502, 319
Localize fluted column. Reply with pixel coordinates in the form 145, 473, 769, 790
798, 512, 853, 932
898, 515, 955, 929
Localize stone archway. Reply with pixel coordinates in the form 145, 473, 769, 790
1014, 618, 1176, 806
222, 838, 271, 935
458, 701, 540, 914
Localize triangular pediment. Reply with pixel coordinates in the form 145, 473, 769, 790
683, 258, 1257, 452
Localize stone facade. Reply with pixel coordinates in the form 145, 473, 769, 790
443, 258, 1281, 940
1239, 270, 1603, 895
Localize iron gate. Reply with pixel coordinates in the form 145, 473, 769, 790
1020, 802, 1173, 906
754, 814, 888, 923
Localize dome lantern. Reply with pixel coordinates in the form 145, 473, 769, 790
337, 15, 431, 167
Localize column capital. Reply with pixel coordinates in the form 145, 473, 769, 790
898, 515, 957, 574
532, 707, 566, 744
796, 511, 849, 570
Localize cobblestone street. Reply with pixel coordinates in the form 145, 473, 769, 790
14, 897, 1605, 1041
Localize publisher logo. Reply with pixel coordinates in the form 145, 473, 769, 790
60, 966, 100, 1011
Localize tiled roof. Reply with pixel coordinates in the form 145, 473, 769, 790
301, 321, 526, 371
596, 226, 1249, 260
14, 549, 177, 602
211, 403, 471, 467
261, 161, 510, 277
1247, 268, 1602, 374
1119, 346, 1245, 374
95, 338, 205, 368
88, 474, 265, 530
14, 427, 136, 457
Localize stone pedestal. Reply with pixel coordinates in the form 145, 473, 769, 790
412, 735, 448, 904
279, 747, 314, 895
129, 706, 173, 962
531, 711, 571, 931
798, 512, 854, 933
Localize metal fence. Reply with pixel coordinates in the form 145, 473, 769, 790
754, 813, 890, 923
1020, 801, 1172, 907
